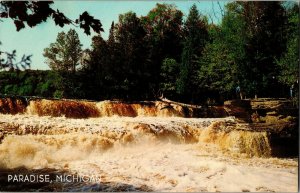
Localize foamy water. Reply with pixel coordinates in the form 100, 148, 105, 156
67, 143, 297, 192
0, 114, 298, 192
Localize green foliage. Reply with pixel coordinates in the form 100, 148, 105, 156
160, 58, 179, 98
0, 2, 296, 103
0, 70, 88, 99
277, 37, 299, 86
36, 81, 50, 96
4, 85, 14, 94
18, 85, 33, 96
141, 4, 184, 97
239, 2, 288, 97
53, 90, 64, 99
198, 3, 246, 96
115, 12, 149, 99
177, 4, 209, 102
277, 4, 299, 87
85, 35, 110, 99
43, 29, 82, 72
198, 33, 237, 94
198, 1, 291, 100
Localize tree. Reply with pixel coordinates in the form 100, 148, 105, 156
107, 21, 117, 72
43, 29, 82, 73
160, 58, 179, 99
142, 3, 183, 60
86, 35, 110, 99
198, 2, 289, 100
141, 4, 183, 97
239, 1, 288, 97
66, 29, 82, 72
277, 3, 299, 88
114, 11, 148, 99
198, 2, 247, 101
177, 4, 209, 102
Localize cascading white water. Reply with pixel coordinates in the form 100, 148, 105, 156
0, 99, 297, 192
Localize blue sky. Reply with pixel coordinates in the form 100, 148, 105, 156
0, 1, 226, 70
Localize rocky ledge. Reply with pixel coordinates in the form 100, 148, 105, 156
224, 98, 298, 157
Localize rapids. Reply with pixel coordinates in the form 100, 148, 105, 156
0, 98, 298, 192
0, 98, 227, 118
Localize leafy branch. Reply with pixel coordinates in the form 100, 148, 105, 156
0, 1, 103, 35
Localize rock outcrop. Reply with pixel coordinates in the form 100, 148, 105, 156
224, 98, 298, 157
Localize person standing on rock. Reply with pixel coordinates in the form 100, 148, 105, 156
290, 84, 294, 98
236, 86, 243, 99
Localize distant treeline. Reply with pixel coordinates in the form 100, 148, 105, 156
0, 70, 98, 99
1, 2, 299, 104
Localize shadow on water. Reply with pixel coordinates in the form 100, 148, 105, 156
0, 167, 152, 192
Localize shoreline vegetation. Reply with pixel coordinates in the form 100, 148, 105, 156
0, 2, 299, 105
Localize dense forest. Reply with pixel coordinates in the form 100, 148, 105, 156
0, 2, 299, 104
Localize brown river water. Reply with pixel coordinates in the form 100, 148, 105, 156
0, 99, 298, 192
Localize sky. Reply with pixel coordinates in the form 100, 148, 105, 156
0, 1, 226, 70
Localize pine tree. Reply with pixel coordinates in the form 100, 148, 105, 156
114, 12, 148, 99
177, 4, 208, 103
